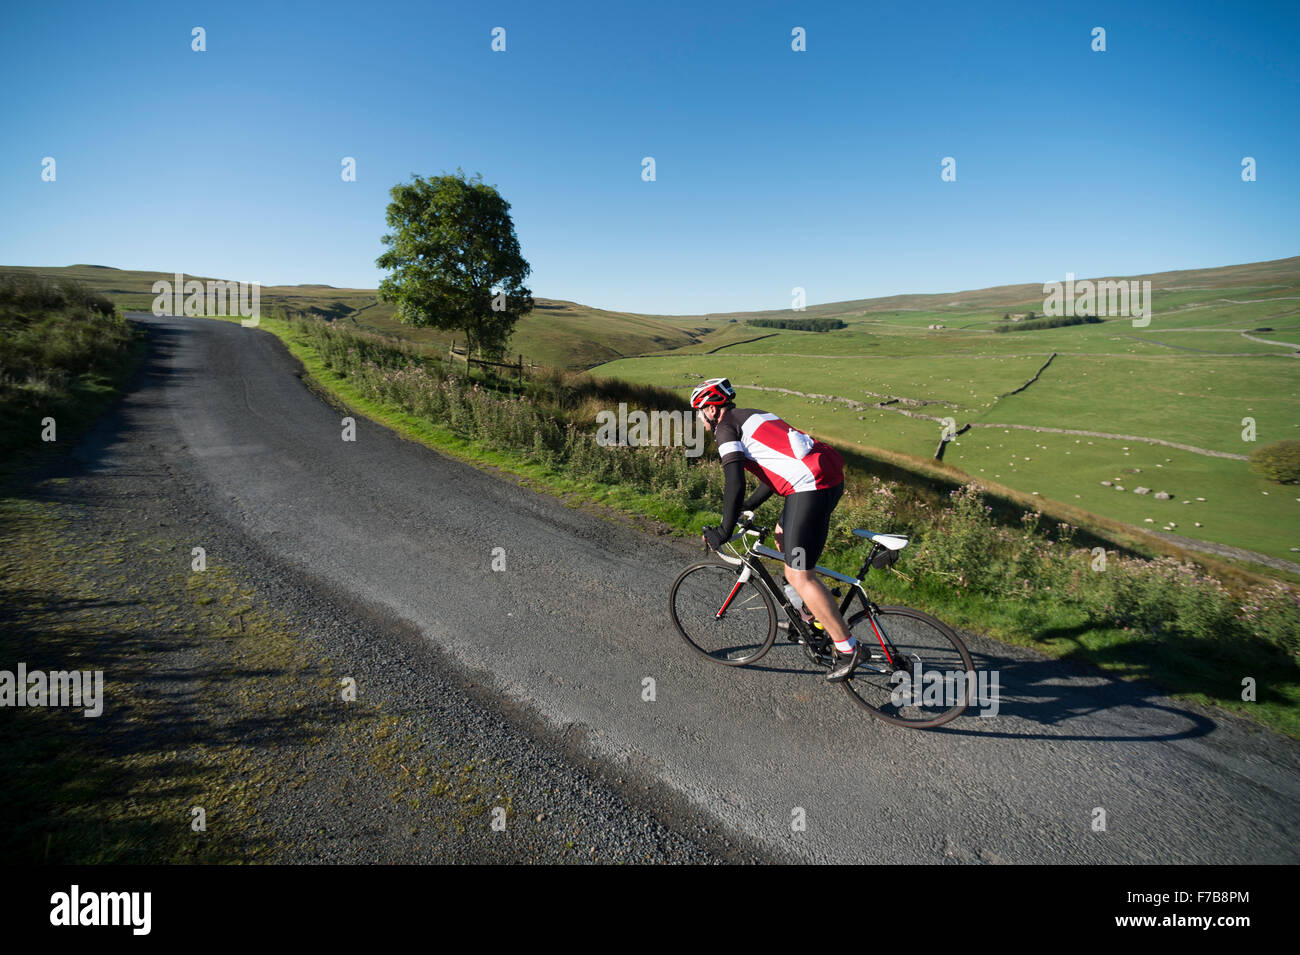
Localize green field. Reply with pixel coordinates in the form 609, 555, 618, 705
590, 262, 1300, 564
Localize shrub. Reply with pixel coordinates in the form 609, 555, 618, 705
911, 483, 999, 592
1239, 584, 1300, 659
0, 274, 135, 472
1249, 440, 1300, 484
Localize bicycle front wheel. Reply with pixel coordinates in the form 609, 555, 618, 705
669, 560, 777, 666
841, 605, 974, 728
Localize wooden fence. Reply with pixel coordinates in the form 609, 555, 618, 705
449, 341, 536, 384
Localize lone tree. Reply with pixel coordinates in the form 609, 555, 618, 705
377, 170, 533, 360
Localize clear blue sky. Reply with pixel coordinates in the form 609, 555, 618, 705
1, 0, 1296, 314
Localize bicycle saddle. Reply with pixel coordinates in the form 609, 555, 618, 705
851, 529, 909, 550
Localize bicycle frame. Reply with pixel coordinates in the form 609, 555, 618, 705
711, 524, 903, 673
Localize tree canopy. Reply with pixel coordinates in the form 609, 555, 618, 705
376, 171, 533, 358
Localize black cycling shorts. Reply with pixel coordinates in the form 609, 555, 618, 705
778, 482, 843, 571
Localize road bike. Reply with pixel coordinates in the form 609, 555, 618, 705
669, 515, 974, 728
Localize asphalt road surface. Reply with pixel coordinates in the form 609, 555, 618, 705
90, 313, 1300, 863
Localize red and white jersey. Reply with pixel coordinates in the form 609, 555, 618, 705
713, 408, 844, 495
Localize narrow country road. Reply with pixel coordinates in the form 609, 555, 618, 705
83, 312, 1300, 863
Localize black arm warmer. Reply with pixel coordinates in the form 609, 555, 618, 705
717, 460, 747, 541
742, 482, 774, 513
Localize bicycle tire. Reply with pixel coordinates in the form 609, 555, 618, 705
669, 560, 777, 666
840, 605, 974, 728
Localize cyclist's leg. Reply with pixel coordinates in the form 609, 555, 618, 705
781, 484, 851, 647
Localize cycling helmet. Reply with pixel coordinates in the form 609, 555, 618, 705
690, 377, 736, 409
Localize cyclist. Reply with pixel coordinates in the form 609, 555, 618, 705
692, 377, 862, 682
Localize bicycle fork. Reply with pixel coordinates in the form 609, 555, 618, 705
714, 564, 754, 618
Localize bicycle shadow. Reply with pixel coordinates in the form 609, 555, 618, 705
748, 641, 1226, 743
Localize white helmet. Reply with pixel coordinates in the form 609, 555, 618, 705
690, 378, 735, 408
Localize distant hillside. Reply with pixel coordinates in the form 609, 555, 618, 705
5, 255, 1298, 370
0, 265, 702, 371
678, 255, 1300, 323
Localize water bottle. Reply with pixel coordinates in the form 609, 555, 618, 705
784, 585, 816, 624
783, 584, 802, 609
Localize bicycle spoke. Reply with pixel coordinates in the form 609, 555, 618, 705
670, 562, 776, 665
841, 606, 974, 728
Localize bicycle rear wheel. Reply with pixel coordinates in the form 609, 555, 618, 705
841, 605, 974, 728
669, 560, 777, 665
